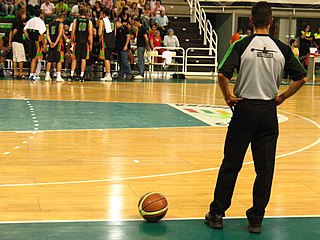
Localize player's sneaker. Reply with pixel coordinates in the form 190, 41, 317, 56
134, 75, 144, 80
29, 75, 35, 81
79, 77, 85, 82
101, 76, 112, 81
68, 76, 74, 82
34, 74, 41, 80
45, 76, 51, 81
56, 76, 65, 82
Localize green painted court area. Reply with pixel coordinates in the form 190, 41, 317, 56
0, 217, 319, 240
0, 99, 208, 131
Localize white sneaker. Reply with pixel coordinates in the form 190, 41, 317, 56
134, 75, 144, 80
45, 76, 51, 81
56, 76, 65, 82
101, 76, 112, 81
34, 74, 41, 80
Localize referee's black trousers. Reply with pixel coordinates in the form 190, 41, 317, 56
209, 99, 279, 224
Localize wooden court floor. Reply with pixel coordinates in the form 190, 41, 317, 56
0, 79, 319, 223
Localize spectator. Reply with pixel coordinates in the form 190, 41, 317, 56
92, 1, 103, 24
41, 0, 56, 19
15, 0, 26, 14
27, 0, 40, 16
114, 17, 133, 80
164, 28, 180, 48
142, 2, 152, 20
55, 0, 68, 16
155, 10, 168, 39
83, 0, 92, 18
163, 28, 182, 64
70, 0, 83, 23
134, 17, 149, 79
230, 27, 243, 44
129, 2, 139, 18
299, 24, 312, 61
114, 0, 127, 16
149, 0, 156, 12
3, 0, 15, 15
0, 36, 10, 77
137, 0, 144, 14
0, 0, 6, 16
290, 38, 299, 58
9, 9, 27, 79
103, 0, 113, 9
120, 7, 131, 26
148, 23, 157, 39
313, 26, 320, 54
246, 29, 252, 36
153, 0, 165, 17
150, 29, 163, 63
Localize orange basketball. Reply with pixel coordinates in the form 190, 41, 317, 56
138, 192, 168, 222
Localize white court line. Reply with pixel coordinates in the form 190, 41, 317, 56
0, 215, 320, 225
0, 110, 319, 187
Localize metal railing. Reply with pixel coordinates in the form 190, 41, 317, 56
185, 47, 216, 73
186, 0, 218, 74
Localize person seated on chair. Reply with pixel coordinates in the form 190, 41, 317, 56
41, 0, 56, 20
163, 29, 182, 64
150, 30, 163, 63
163, 28, 180, 49
0, 36, 10, 77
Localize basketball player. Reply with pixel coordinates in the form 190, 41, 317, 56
68, 7, 93, 82
98, 8, 115, 81
45, 14, 66, 82
205, 1, 307, 234
23, 9, 46, 81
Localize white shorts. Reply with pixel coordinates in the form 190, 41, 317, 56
12, 42, 26, 62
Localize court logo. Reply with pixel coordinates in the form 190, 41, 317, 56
169, 104, 288, 127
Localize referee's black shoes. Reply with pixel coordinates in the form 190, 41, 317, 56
204, 213, 223, 229
248, 221, 262, 234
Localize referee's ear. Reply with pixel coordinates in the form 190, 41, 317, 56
249, 17, 253, 27
269, 17, 274, 28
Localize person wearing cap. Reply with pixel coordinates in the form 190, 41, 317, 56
163, 28, 180, 49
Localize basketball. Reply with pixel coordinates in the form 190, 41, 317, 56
138, 192, 168, 222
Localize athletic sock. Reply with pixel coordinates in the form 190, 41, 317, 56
70, 70, 74, 77
45, 71, 50, 78
80, 72, 84, 77
57, 72, 61, 78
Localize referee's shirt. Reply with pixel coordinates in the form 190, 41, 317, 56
219, 34, 306, 100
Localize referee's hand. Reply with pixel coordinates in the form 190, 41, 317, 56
275, 94, 286, 106
225, 96, 243, 107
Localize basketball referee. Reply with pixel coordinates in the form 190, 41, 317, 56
205, 1, 307, 234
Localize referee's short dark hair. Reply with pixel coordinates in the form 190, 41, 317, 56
251, 1, 272, 28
